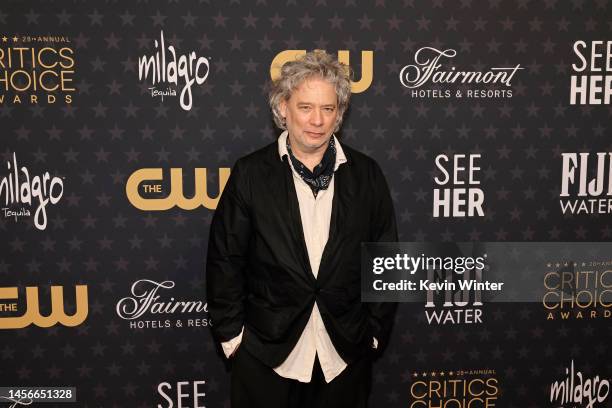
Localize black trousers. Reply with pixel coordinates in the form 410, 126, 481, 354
231, 346, 372, 408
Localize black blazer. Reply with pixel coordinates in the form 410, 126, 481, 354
206, 141, 397, 367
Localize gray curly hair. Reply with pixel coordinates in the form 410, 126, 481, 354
268, 50, 352, 132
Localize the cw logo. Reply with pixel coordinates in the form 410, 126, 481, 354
270, 50, 373, 93
0, 285, 88, 329
126, 168, 231, 211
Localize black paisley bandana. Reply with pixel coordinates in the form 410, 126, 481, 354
287, 136, 336, 198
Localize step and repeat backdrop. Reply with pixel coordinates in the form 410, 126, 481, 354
1, 0, 611, 407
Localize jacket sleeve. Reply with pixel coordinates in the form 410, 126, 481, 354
366, 161, 398, 353
206, 159, 251, 342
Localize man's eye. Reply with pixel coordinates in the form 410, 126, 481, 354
324, 107, 335, 112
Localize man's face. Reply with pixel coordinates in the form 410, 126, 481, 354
279, 77, 339, 155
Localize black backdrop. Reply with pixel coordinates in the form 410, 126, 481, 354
1, 1, 611, 407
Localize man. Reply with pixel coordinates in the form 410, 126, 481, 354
206, 50, 397, 408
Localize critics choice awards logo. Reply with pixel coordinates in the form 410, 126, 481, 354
409, 368, 499, 408
560, 153, 612, 215
0, 34, 75, 105
116, 279, 210, 329
0, 153, 65, 230
543, 259, 611, 320
400, 46, 522, 99
125, 166, 230, 211
570, 41, 612, 105
138, 30, 210, 111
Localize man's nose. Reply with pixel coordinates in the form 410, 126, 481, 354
310, 109, 323, 126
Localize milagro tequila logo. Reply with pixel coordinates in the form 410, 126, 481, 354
116, 279, 210, 329
550, 360, 610, 408
0, 153, 64, 230
138, 30, 210, 111
400, 47, 523, 99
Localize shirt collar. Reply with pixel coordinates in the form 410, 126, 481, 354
277, 130, 347, 171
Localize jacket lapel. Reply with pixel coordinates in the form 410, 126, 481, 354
280, 158, 317, 284
317, 162, 355, 285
